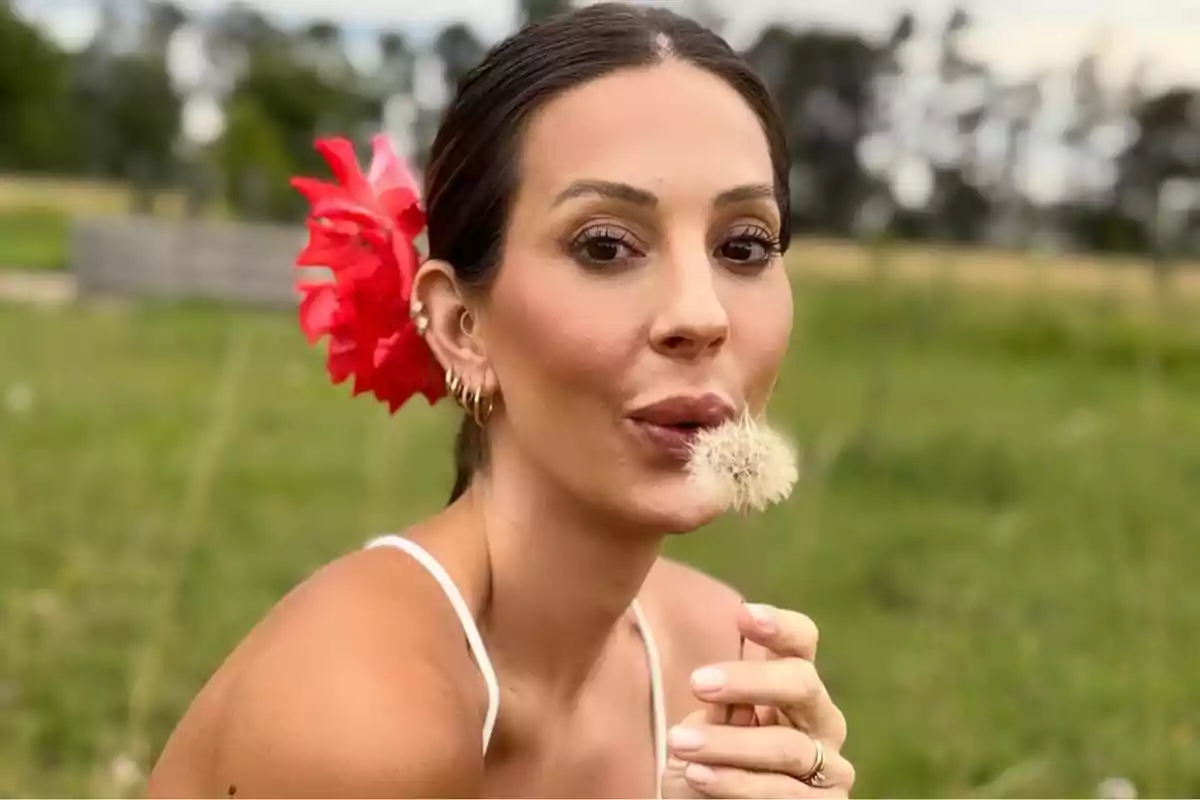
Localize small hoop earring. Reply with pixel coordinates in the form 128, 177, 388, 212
469, 384, 494, 427
444, 367, 494, 425
445, 368, 462, 402
459, 310, 474, 337
457, 381, 474, 413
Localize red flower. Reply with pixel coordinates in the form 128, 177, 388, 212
291, 135, 445, 412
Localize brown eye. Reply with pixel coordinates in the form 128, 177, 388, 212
719, 239, 768, 263
583, 237, 627, 263
716, 227, 781, 271
570, 226, 641, 268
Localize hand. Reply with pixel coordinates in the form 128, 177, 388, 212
661, 605, 853, 798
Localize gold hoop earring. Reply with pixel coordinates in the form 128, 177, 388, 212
444, 367, 494, 425
445, 368, 462, 403
469, 384, 494, 427
457, 381, 474, 413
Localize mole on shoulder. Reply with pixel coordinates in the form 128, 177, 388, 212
227, 785, 237, 797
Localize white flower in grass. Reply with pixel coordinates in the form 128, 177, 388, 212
5, 383, 33, 415
109, 752, 143, 794
1097, 777, 1138, 799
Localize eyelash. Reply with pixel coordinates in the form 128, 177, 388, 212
568, 225, 782, 271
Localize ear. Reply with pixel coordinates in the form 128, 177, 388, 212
411, 259, 495, 393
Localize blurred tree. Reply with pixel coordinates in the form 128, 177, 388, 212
201, 5, 375, 220
682, 0, 725, 34
64, 0, 182, 207
1118, 89, 1199, 217
0, 5, 79, 171
106, 54, 182, 211
1063, 51, 1106, 207
862, 9, 915, 236
743, 24, 794, 95
925, 7, 992, 243
520, 0, 571, 26
142, 0, 188, 60
1060, 52, 1164, 256
769, 30, 878, 234
377, 31, 415, 95
1118, 87, 1200, 288
991, 77, 1043, 247
216, 41, 371, 220
370, 30, 418, 164
298, 19, 352, 84
201, 1, 286, 97
434, 22, 485, 94
218, 93, 296, 220
851, 10, 915, 452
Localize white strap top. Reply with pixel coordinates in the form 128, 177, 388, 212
365, 534, 668, 797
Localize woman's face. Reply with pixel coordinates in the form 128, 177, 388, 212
481, 59, 792, 532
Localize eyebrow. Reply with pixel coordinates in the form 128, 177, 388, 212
551, 180, 776, 209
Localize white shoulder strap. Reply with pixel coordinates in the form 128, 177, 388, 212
630, 599, 667, 799
365, 534, 500, 754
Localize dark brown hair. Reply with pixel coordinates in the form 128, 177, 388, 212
423, 3, 792, 504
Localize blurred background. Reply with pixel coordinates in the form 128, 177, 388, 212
1, 0, 1197, 796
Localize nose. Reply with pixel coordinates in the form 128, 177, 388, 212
649, 252, 729, 361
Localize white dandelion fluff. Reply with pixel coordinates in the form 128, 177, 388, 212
686, 412, 800, 513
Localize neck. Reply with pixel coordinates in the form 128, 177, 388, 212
462, 451, 663, 703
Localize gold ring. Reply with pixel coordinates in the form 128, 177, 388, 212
798, 739, 827, 787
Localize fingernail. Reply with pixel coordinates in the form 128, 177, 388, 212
746, 603, 777, 634
668, 726, 706, 751
685, 763, 716, 786
690, 666, 726, 693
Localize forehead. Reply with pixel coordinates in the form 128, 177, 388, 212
516, 60, 775, 202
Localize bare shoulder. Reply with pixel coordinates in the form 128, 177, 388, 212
643, 557, 747, 667
147, 545, 487, 798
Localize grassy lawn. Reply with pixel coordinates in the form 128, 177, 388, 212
0, 175, 146, 272
1, 276, 1198, 797
0, 175, 219, 272
0, 209, 70, 271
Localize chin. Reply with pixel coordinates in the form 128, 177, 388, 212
622, 475, 726, 535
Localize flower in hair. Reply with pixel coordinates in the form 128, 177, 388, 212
291, 135, 446, 412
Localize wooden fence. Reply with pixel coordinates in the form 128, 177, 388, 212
70, 216, 315, 308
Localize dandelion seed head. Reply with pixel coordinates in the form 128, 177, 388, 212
686, 413, 799, 513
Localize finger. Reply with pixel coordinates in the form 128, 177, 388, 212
705, 633, 756, 726
799, 751, 857, 797
668, 724, 855, 794
739, 604, 819, 661
690, 660, 846, 745
822, 752, 856, 796
667, 721, 820, 776
681, 763, 816, 799
705, 700, 757, 726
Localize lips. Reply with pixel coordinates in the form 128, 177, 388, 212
627, 393, 737, 460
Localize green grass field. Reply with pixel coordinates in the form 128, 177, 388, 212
1, 276, 1198, 797
0, 174, 212, 271
0, 209, 70, 271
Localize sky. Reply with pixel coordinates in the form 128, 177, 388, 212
12, 0, 1200, 205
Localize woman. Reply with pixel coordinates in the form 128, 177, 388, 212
147, 4, 853, 798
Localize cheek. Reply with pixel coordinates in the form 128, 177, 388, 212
487, 261, 635, 408
734, 272, 793, 406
